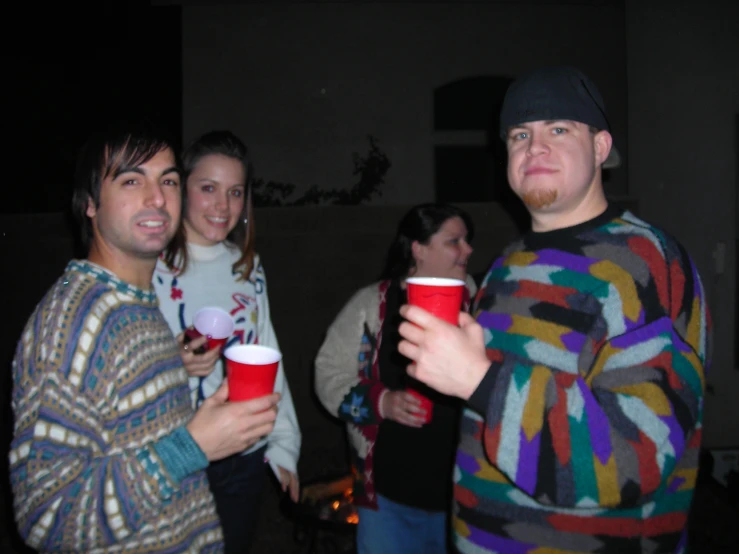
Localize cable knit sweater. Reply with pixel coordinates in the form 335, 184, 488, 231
9, 260, 223, 553
153, 242, 300, 479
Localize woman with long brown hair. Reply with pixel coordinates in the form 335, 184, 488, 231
154, 130, 300, 553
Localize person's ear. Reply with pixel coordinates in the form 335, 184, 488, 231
411, 240, 425, 264
86, 196, 97, 218
594, 130, 613, 167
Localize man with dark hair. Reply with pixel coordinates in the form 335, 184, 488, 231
9, 122, 280, 552
398, 66, 712, 553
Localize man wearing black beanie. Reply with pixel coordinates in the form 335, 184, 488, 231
398, 66, 712, 554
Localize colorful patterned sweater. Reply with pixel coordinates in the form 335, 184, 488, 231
9, 260, 223, 553
456, 206, 711, 554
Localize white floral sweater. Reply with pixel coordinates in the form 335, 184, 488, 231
154, 242, 301, 479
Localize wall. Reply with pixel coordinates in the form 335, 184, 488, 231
626, 0, 739, 447
181, 1, 628, 203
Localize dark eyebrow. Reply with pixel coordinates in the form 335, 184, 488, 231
510, 120, 573, 129
545, 120, 581, 126
113, 165, 145, 179
113, 165, 181, 179
507, 123, 534, 134
161, 166, 181, 177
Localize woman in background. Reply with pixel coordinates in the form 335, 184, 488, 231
314, 203, 476, 554
154, 130, 301, 553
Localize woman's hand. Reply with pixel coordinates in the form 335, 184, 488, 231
176, 329, 222, 377
381, 390, 427, 428
278, 466, 300, 503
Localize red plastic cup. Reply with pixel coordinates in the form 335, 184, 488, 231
406, 277, 465, 325
186, 307, 235, 353
224, 344, 281, 402
406, 388, 433, 424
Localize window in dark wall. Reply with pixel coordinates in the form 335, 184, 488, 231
4, 3, 183, 215
433, 75, 530, 232
433, 76, 513, 204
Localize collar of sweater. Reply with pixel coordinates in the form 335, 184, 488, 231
187, 241, 231, 262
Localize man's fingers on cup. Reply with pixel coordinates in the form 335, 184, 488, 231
406, 361, 421, 379
239, 393, 280, 414
400, 303, 427, 324
208, 381, 229, 403
399, 304, 437, 328
260, 391, 281, 406
398, 319, 425, 344
458, 311, 476, 327
248, 422, 276, 440
250, 411, 277, 427
398, 339, 420, 362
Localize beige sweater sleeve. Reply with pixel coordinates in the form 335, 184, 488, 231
314, 284, 381, 418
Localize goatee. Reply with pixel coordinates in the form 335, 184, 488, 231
522, 189, 558, 209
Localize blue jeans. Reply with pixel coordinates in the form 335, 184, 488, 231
356, 494, 449, 554
206, 445, 267, 554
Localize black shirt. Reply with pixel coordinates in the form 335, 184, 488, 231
372, 279, 462, 511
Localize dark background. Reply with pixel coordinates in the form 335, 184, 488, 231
4, 2, 183, 215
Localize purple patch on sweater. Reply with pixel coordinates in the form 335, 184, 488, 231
516, 428, 541, 495
533, 249, 595, 273
456, 450, 483, 475
662, 414, 686, 462
561, 330, 587, 353
461, 524, 534, 554
610, 317, 671, 349
477, 311, 513, 331
578, 379, 612, 464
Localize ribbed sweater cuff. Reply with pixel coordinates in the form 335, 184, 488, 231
153, 426, 209, 485
467, 363, 497, 416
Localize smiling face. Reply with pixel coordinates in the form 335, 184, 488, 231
505, 119, 611, 230
183, 153, 246, 246
411, 216, 473, 281
86, 146, 181, 265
